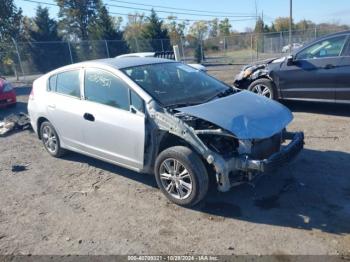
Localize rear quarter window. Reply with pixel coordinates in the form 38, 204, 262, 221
48, 74, 57, 91
55, 70, 81, 98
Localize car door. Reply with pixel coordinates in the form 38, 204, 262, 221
277, 35, 347, 102
335, 35, 350, 103
80, 67, 146, 170
46, 69, 86, 150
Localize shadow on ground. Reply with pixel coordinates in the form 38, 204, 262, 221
62, 147, 350, 235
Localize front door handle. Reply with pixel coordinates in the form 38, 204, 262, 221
83, 113, 95, 122
48, 104, 56, 109
324, 64, 335, 69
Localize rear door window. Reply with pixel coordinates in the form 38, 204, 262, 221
55, 70, 81, 98
84, 68, 130, 111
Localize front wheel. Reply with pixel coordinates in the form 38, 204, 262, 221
155, 146, 209, 207
248, 78, 277, 100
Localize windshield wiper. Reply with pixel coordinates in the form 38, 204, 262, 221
204, 87, 235, 102
166, 101, 201, 109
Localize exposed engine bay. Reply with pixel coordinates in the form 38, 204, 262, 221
150, 90, 304, 192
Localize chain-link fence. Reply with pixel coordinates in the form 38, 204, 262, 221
0, 27, 344, 82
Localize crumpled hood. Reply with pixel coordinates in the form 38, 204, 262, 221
177, 91, 293, 140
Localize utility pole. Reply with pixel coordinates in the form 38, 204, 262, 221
289, 0, 293, 52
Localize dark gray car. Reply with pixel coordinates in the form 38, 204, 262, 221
234, 31, 350, 103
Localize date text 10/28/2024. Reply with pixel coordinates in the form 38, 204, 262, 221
128, 255, 219, 261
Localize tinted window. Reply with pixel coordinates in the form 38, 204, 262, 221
130, 90, 144, 112
122, 63, 229, 107
84, 68, 130, 110
56, 70, 81, 97
341, 38, 350, 56
296, 36, 347, 60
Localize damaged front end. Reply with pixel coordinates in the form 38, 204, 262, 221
149, 90, 304, 192
233, 57, 285, 89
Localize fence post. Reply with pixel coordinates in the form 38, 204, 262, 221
280, 31, 283, 52
180, 38, 185, 61
161, 39, 164, 52
314, 26, 317, 38
67, 42, 73, 64
135, 38, 140, 52
200, 39, 204, 63
250, 33, 254, 63
11, 38, 24, 79
105, 40, 110, 58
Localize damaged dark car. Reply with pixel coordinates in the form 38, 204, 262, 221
28, 58, 304, 207
234, 31, 350, 103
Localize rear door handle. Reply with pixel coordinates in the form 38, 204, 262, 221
83, 113, 95, 122
324, 64, 335, 69
48, 104, 56, 109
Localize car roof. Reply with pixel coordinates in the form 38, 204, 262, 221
116, 52, 155, 58
55, 57, 175, 72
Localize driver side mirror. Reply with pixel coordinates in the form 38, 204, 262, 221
286, 55, 294, 66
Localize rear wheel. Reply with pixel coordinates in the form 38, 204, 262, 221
248, 78, 277, 100
40, 121, 66, 157
155, 146, 209, 207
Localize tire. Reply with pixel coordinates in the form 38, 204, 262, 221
248, 78, 277, 100
40, 121, 66, 158
155, 146, 209, 207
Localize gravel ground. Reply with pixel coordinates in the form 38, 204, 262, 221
0, 67, 349, 255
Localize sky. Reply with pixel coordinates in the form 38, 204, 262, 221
14, 0, 350, 32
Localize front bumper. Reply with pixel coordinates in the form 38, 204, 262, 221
238, 131, 304, 173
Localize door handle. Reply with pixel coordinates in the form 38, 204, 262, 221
48, 104, 56, 109
324, 64, 335, 69
83, 113, 95, 122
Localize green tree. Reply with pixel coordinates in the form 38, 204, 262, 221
27, 6, 66, 72
296, 19, 315, 31
142, 9, 171, 51
0, 0, 23, 41
123, 13, 146, 52
254, 17, 264, 34
274, 17, 292, 32
219, 18, 231, 36
56, 0, 101, 40
189, 21, 208, 62
165, 16, 187, 45
89, 5, 128, 56
209, 18, 219, 38
0, 0, 23, 76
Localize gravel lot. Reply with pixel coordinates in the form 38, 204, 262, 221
0, 66, 349, 255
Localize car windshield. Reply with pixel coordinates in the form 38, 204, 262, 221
121, 62, 230, 107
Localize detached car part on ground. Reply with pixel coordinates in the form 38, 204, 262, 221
28, 58, 304, 207
0, 113, 31, 136
0, 78, 16, 107
234, 31, 350, 103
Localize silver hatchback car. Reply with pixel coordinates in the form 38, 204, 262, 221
28, 58, 304, 206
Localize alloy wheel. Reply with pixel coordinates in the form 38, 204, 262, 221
42, 125, 57, 154
252, 84, 272, 98
159, 158, 193, 200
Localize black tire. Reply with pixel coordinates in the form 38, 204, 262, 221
248, 78, 277, 100
40, 121, 66, 158
155, 146, 209, 207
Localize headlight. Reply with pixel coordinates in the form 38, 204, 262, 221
243, 69, 253, 78
3, 83, 13, 92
